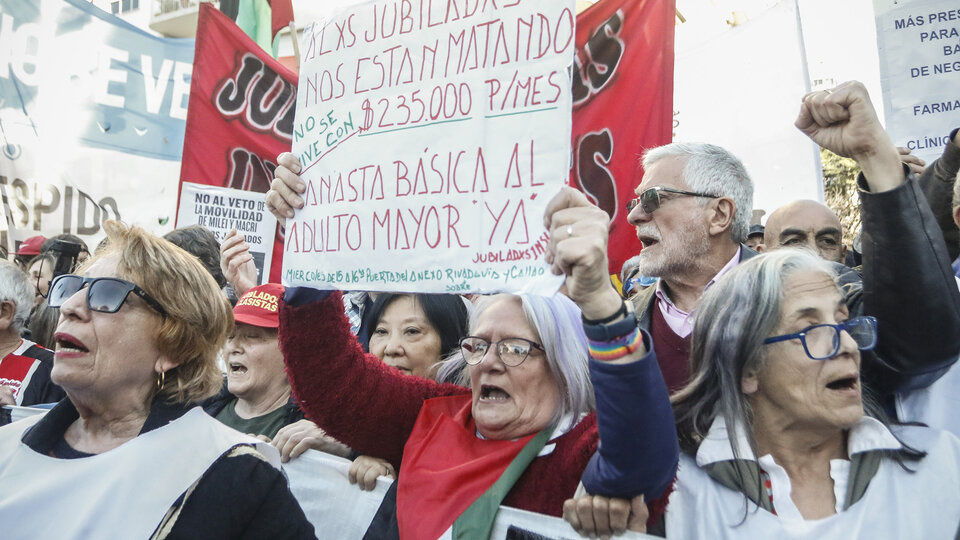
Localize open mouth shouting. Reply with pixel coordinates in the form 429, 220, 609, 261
228, 361, 248, 376
54, 332, 89, 356
825, 373, 859, 396
480, 384, 510, 402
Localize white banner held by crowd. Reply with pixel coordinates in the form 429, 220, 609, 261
874, 0, 960, 164
176, 183, 276, 285
283, 0, 574, 295
283, 449, 654, 540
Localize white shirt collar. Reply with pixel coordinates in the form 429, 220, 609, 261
696, 414, 903, 467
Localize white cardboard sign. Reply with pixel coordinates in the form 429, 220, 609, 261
176, 182, 276, 285
874, 0, 960, 164
283, 0, 574, 295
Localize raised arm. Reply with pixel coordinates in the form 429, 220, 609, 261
544, 187, 678, 500
278, 290, 467, 468
796, 81, 960, 395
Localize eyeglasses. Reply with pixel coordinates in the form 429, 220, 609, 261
47, 274, 167, 316
626, 186, 720, 214
459, 336, 545, 367
763, 316, 877, 360
34, 257, 49, 299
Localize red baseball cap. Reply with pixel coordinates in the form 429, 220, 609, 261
16, 235, 46, 256
233, 283, 284, 328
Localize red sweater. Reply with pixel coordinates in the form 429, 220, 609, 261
278, 292, 599, 517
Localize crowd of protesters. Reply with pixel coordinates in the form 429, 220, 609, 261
0, 80, 957, 539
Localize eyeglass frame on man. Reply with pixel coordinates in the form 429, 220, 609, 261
47, 274, 167, 317
762, 315, 877, 361
33, 256, 50, 299
625, 186, 720, 215
459, 336, 545, 367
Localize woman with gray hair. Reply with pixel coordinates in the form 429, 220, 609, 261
665, 249, 960, 538
0, 258, 64, 413
278, 289, 677, 538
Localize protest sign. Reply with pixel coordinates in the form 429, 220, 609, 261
176, 183, 276, 285
284, 449, 654, 540
0, 0, 193, 251
284, 0, 575, 295
180, 4, 297, 282
571, 0, 675, 276
874, 0, 960, 164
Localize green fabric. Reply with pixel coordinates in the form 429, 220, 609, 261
214, 399, 287, 439
705, 449, 886, 515
843, 451, 882, 509
235, 0, 278, 56
451, 428, 552, 539
704, 460, 775, 513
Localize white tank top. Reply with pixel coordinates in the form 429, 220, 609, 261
0, 407, 279, 539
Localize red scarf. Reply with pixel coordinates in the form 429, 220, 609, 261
396, 395, 537, 540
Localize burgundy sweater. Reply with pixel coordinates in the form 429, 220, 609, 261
278, 292, 599, 517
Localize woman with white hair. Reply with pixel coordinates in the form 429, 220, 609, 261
278, 288, 678, 538
665, 249, 960, 538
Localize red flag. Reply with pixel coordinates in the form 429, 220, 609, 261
179, 4, 298, 282
571, 0, 676, 275
268, 0, 294, 40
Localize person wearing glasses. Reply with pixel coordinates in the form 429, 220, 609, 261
544, 80, 959, 403
549, 80, 960, 537
277, 287, 677, 538
663, 249, 960, 537
27, 252, 55, 306
0, 221, 315, 539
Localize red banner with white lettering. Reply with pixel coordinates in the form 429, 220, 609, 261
179, 3, 297, 282
571, 0, 676, 275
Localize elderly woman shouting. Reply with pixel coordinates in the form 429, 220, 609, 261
279, 289, 676, 538
268, 153, 678, 538
666, 249, 960, 537
0, 222, 314, 539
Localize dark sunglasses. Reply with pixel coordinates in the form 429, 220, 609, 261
626, 186, 720, 214
47, 274, 167, 316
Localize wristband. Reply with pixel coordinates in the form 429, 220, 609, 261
581, 301, 627, 326
588, 327, 642, 361
583, 310, 639, 342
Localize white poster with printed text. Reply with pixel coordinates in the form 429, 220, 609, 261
283, 0, 574, 295
874, 0, 960, 164
176, 183, 276, 285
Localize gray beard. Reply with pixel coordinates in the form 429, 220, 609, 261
636, 224, 711, 280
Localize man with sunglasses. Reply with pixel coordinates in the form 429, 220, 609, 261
544, 80, 960, 411
547, 81, 960, 537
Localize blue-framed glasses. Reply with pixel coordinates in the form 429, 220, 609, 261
47, 274, 167, 316
763, 316, 877, 360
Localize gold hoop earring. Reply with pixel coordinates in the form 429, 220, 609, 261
156, 370, 165, 392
